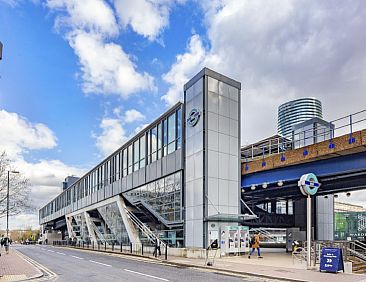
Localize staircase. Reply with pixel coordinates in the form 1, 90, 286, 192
97, 206, 124, 244
125, 208, 165, 247
349, 256, 366, 274
347, 241, 366, 274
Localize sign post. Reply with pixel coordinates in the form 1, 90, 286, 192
298, 173, 321, 269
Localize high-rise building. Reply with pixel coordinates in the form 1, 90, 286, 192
277, 97, 322, 138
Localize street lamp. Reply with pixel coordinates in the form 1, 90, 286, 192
7, 170, 19, 238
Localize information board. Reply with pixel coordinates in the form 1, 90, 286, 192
320, 247, 344, 273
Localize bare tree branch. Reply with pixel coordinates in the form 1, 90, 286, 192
0, 151, 35, 218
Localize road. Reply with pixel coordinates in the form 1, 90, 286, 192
15, 245, 257, 282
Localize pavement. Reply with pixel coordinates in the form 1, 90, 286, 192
166, 249, 366, 282
0, 246, 43, 281
2, 245, 366, 282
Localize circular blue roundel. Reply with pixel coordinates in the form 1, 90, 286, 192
187, 108, 201, 127
298, 173, 321, 196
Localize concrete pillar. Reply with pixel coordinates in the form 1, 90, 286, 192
65, 215, 74, 239
116, 195, 141, 244
84, 211, 98, 244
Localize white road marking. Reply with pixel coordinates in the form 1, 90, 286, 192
89, 260, 112, 267
56, 252, 66, 255
71, 255, 84, 260
47, 250, 55, 253
124, 269, 169, 281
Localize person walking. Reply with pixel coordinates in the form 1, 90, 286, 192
153, 238, 161, 257
3, 236, 10, 254
248, 232, 262, 259
0, 235, 4, 256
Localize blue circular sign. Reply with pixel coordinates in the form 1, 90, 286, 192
298, 173, 321, 196
187, 108, 201, 127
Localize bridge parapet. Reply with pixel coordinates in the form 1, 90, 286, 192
242, 129, 366, 175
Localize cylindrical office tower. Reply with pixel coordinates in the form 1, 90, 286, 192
278, 97, 322, 137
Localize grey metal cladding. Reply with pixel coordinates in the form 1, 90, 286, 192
166, 152, 176, 175
156, 159, 162, 179
127, 174, 133, 190
162, 157, 167, 176
121, 177, 127, 192
184, 68, 241, 91
175, 149, 182, 171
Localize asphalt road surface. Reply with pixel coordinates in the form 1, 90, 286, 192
15, 244, 263, 282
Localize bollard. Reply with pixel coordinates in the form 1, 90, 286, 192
165, 244, 168, 260
112, 242, 114, 252
105, 241, 107, 251
120, 242, 123, 253
98, 242, 100, 250
142, 244, 144, 256
130, 243, 132, 253
83, 241, 84, 248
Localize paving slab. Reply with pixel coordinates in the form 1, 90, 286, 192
0, 247, 43, 281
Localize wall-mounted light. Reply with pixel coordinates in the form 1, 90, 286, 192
334, 194, 338, 198
251, 184, 256, 191
262, 183, 268, 189
241, 189, 245, 193
277, 180, 284, 187
346, 192, 351, 197
324, 195, 328, 199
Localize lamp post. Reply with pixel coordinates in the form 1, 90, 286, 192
7, 170, 19, 238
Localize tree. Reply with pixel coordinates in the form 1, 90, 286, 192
0, 152, 34, 219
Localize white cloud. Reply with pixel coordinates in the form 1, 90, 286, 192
0, 110, 86, 229
94, 118, 128, 157
124, 109, 145, 123
68, 31, 155, 97
0, 110, 57, 158
162, 34, 207, 105
114, 0, 179, 41
163, 0, 366, 143
93, 108, 147, 156
46, 0, 119, 37
46, 0, 156, 98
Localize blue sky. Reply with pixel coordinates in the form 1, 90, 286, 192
1, 0, 366, 228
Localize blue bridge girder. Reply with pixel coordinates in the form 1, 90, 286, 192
241, 151, 366, 199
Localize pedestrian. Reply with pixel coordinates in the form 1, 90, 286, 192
0, 235, 3, 256
248, 232, 262, 259
3, 237, 10, 254
153, 238, 161, 257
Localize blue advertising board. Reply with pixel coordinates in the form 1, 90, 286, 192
320, 248, 344, 273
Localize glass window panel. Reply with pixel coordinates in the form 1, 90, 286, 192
288, 200, 293, 215
168, 113, 176, 144
151, 127, 157, 162
163, 119, 168, 156
177, 108, 181, 149
140, 135, 145, 168
168, 143, 175, 154
134, 140, 139, 171
276, 200, 286, 214
157, 123, 162, 159
123, 149, 127, 177
128, 145, 133, 174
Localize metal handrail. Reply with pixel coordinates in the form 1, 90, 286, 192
243, 109, 366, 161
125, 209, 166, 248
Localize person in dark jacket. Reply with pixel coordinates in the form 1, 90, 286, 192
153, 238, 161, 257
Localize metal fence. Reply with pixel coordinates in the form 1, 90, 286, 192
242, 109, 366, 162
52, 240, 168, 260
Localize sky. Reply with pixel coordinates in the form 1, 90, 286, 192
0, 0, 366, 229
